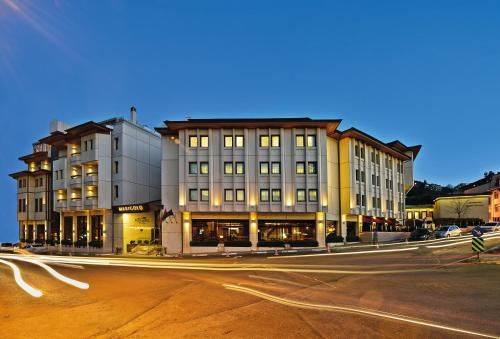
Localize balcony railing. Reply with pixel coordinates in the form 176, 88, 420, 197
69, 198, 82, 209
55, 199, 67, 209
84, 173, 98, 185
70, 153, 81, 164
84, 196, 98, 209
69, 175, 82, 187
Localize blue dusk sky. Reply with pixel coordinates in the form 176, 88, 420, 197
0, 0, 499, 241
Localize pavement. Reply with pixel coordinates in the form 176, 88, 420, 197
0, 235, 499, 339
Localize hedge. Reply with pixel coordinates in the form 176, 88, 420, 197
190, 240, 219, 247
89, 240, 103, 248
257, 240, 285, 247
224, 240, 252, 247
288, 240, 319, 247
326, 234, 344, 243
346, 235, 361, 242
61, 239, 73, 246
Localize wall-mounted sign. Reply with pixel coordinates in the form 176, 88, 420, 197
113, 204, 149, 213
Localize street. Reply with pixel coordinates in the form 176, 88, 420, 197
1, 236, 499, 339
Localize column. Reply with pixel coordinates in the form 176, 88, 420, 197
59, 213, 63, 250
86, 210, 91, 250
316, 212, 326, 248
72, 215, 76, 244
357, 215, 363, 237
182, 212, 192, 254
341, 214, 347, 242
44, 220, 48, 243
249, 212, 258, 250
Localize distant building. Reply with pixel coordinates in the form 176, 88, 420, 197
490, 186, 500, 222
462, 172, 500, 194
433, 194, 490, 226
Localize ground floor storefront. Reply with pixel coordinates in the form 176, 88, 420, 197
19, 220, 48, 244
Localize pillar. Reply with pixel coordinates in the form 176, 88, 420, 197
249, 212, 258, 250
357, 215, 363, 236
44, 220, 48, 242
72, 215, 76, 244
316, 212, 326, 248
182, 212, 191, 254
341, 214, 347, 241
86, 210, 91, 249
59, 213, 63, 250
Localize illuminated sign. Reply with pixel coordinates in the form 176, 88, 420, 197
113, 204, 149, 213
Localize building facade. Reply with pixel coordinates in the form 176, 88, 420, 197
489, 187, 500, 222
433, 194, 490, 226
156, 118, 419, 254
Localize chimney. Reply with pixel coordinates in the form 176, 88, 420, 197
130, 106, 137, 124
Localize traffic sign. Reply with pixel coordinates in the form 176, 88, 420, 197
472, 237, 485, 253
471, 226, 484, 238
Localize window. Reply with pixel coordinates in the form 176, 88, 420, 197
236, 189, 245, 202
308, 162, 317, 174
307, 135, 316, 147
224, 136, 233, 147
56, 171, 59, 180
114, 137, 119, 150
200, 162, 209, 174
189, 162, 198, 174
200, 189, 209, 201
272, 189, 281, 202
235, 162, 244, 174
200, 136, 209, 148
89, 139, 93, 150
296, 162, 305, 174
22, 198, 26, 212
360, 147, 365, 159
271, 162, 281, 174
297, 189, 306, 202
189, 136, 198, 148
18, 180, 22, 188
39, 178, 43, 187
371, 152, 376, 163
260, 189, 269, 202
189, 189, 198, 201
35, 198, 38, 212
18, 199, 22, 212
376, 154, 380, 164
260, 162, 269, 174
372, 174, 376, 185
361, 195, 366, 206
114, 161, 119, 174
356, 194, 361, 206
23, 178, 27, 187
296, 135, 305, 147
361, 171, 365, 183
84, 141, 88, 152
308, 189, 318, 202
355, 169, 360, 181
259, 135, 269, 147
377, 176, 380, 186
235, 135, 244, 147
224, 162, 233, 174
271, 135, 280, 147
60, 170, 64, 180
224, 189, 233, 201
114, 185, 119, 198
355, 145, 360, 157
372, 196, 378, 208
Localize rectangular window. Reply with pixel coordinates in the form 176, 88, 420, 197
224, 189, 233, 201
235, 162, 244, 174
235, 135, 244, 147
35, 199, 38, 213
372, 174, 376, 185
39, 178, 43, 187
114, 137, 119, 150
200, 136, 209, 148
307, 135, 316, 147
371, 152, 376, 163
260, 189, 269, 202
356, 194, 361, 206
355, 145, 360, 157
296, 135, 305, 147
259, 135, 269, 147
236, 189, 245, 202
56, 171, 59, 180
361, 171, 365, 182
271, 135, 280, 147
84, 141, 88, 152
296, 162, 305, 174
114, 185, 119, 198
260, 162, 269, 174
23, 199, 26, 212
224, 162, 233, 174
189, 136, 198, 148
308, 189, 318, 202
200, 162, 209, 174
89, 139, 93, 150
377, 176, 380, 186
272, 189, 281, 202
355, 169, 360, 181
308, 162, 317, 174
189, 162, 198, 174
271, 162, 281, 174
372, 196, 377, 208
297, 189, 306, 202
224, 136, 233, 147
360, 147, 365, 159
200, 189, 209, 201
18, 180, 22, 188
189, 189, 198, 201
114, 161, 119, 174
361, 195, 366, 206
60, 170, 64, 180
376, 154, 380, 164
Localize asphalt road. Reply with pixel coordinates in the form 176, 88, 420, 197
0, 236, 499, 339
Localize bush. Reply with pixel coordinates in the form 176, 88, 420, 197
346, 235, 361, 242
74, 240, 87, 248
89, 240, 103, 248
34, 239, 45, 244
224, 240, 252, 247
326, 234, 344, 243
45, 239, 56, 246
257, 240, 285, 247
61, 239, 73, 246
190, 240, 219, 247
288, 240, 319, 247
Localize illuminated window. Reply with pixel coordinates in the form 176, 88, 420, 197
200, 162, 209, 174
224, 136, 233, 147
308, 162, 317, 174
189, 189, 198, 201
271, 162, 281, 174
236, 189, 245, 202
189, 136, 198, 148
259, 135, 269, 147
297, 189, 306, 202
235, 135, 244, 147
272, 189, 281, 202
260, 162, 269, 174
189, 162, 198, 174
200, 136, 209, 148
309, 189, 318, 202
271, 135, 280, 147
260, 189, 269, 202
296, 162, 305, 174
224, 189, 233, 202
307, 135, 316, 147
235, 162, 244, 174
296, 135, 305, 147
224, 162, 233, 174
200, 189, 209, 201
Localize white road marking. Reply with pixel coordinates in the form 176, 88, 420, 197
0, 259, 43, 298
267, 246, 419, 259
223, 284, 499, 339
426, 235, 500, 249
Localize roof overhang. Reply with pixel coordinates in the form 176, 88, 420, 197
39, 121, 112, 147
18, 151, 49, 163
9, 169, 50, 179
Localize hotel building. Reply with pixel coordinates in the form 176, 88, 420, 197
156, 118, 419, 254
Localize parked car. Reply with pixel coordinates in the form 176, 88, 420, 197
481, 222, 500, 233
0, 242, 14, 253
409, 228, 434, 241
24, 244, 47, 254
434, 225, 461, 238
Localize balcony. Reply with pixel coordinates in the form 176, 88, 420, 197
84, 196, 98, 209
70, 153, 81, 165
69, 198, 83, 210
55, 199, 67, 210
69, 175, 82, 187
84, 173, 98, 185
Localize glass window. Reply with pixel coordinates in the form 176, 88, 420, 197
355, 145, 360, 156
296, 135, 305, 147
271, 162, 281, 174
18, 179, 22, 188
260, 135, 269, 147
224, 136, 233, 147
360, 147, 365, 159
297, 189, 306, 202
356, 194, 361, 206
200, 189, 209, 201
258, 220, 316, 241
114, 185, 119, 198
272, 189, 281, 202
200, 136, 209, 148
271, 135, 280, 147
189, 162, 198, 174
296, 162, 305, 174
308, 162, 317, 174
114, 161, 119, 174
235, 162, 244, 174
189, 189, 198, 201
260, 162, 269, 174
200, 162, 209, 174
307, 135, 316, 147
224, 189, 233, 201
192, 219, 249, 242
260, 189, 269, 202
235, 135, 244, 147
189, 136, 198, 148
236, 189, 245, 202
114, 137, 119, 150
308, 189, 318, 202
224, 162, 233, 174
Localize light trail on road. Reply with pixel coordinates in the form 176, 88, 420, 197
223, 284, 500, 339
0, 259, 43, 298
426, 235, 500, 249
267, 246, 419, 259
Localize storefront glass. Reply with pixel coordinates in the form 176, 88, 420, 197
258, 220, 315, 241
64, 217, 72, 241
76, 216, 87, 242
192, 219, 249, 242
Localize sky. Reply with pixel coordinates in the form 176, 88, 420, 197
0, 0, 499, 241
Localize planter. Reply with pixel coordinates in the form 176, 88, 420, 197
287, 240, 318, 247
257, 240, 285, 247
223, 240, 252, 247
190, 240, 218, 247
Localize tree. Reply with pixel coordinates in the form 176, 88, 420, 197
448, 199, 471, 226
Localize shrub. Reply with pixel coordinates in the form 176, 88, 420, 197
190, 240, 219, 247
61, 239, 73, 246
288, 240, 319, 247
34, 239, 45, 244
257, 240, 285, 247
224, 240, 252, 247
346, 235, 361, 242
74, 240, 87, 248
45, 239, 56, 246
89, 240, 103, 248
326, 234, 344, 243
